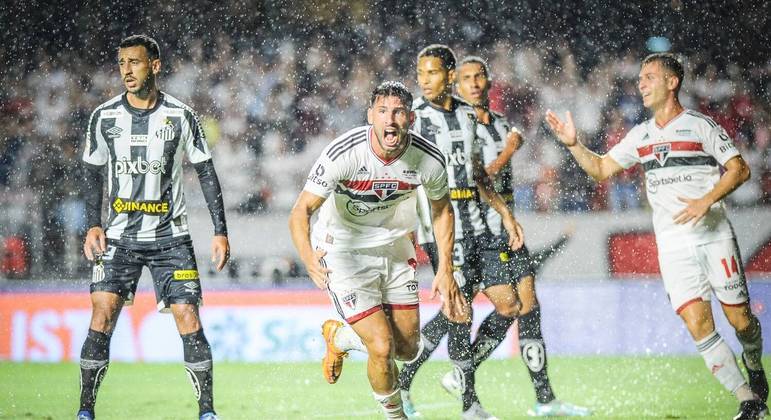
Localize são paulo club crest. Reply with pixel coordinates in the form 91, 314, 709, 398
653, 143, 671, 166
372, 181, 399, 200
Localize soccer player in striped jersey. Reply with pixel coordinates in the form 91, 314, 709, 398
289, 81, 466, 420
547, 53, 767, 420
407, 56, 591, 417
78, 35, 229, 420
399, 44, 525, 420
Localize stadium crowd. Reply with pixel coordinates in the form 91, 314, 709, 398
1, 1, 769, 277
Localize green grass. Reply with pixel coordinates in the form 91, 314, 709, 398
1, 356, 768, 419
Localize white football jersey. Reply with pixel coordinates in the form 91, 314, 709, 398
303, 125, 448, 250
608, 109, 741, 251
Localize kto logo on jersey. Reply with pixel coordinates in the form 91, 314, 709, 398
112, 198, 170, 215
372, 181, 399, 200
652, 143, 671, 166
115, 156, 167, 175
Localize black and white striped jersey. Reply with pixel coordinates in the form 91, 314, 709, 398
82, 92, 212, 246
412, 96, 488, 243
478, 111, 518, 236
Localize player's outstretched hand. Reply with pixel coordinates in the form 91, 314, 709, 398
673, 195, 711, 226
211, 235, 230, 271
83, 226, 106, 261
431, 267, 469, 323
305, 248, 332, 289
503, 216, 525, 250
545, 110, 578, 147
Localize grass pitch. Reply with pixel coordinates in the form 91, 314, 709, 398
2, 356, 768, 419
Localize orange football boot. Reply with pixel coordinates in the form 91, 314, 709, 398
321, 319, 348, 384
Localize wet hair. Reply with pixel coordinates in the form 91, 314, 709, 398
459, 55, 492, 80
417, 44, 457, 71
370, 81, 413, 110
642, 52, 684, 94
119, 34, 161, 61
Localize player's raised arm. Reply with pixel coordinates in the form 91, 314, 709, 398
545, 110, 624, 182
288, 191, 331, 289
427, 194, 467, 321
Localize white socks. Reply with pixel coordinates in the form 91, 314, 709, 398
373, 388, 405, 419
334, 323, 367, 353
696, 331, 750, 399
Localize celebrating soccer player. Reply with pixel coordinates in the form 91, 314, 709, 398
78, 34, 229, 420
288, 81, 466, 419
546, 53, 768, 420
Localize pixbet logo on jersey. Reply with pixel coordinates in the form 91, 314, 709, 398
115, 156, 167, 175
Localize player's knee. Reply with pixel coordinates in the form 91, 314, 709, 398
727, 311, 753, 334
394, 338, 420, 361
683, 316, 714, 340
365, 335, 394, 362
90, 303, 120, 333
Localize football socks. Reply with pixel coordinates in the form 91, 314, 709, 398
182, 329, 215, 416
79, 329, 111, 414
519, 307, 556, 404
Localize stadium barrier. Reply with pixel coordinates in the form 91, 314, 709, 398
2, 281, 769, 362
185, 207, 771, 280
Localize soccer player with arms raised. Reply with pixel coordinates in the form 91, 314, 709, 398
78, 35, 229, 420
289, 81, 466, 419
546, 53, 767, 420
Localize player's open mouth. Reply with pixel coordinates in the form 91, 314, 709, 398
383, 127, 399, 147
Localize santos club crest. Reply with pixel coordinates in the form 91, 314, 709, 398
372, 181, 399, 200
653, 143, 671, 166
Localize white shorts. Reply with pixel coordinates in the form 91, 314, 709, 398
319, 236, 419, 324
658, 237, 749, 314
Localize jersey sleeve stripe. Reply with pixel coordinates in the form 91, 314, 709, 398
327, 130, 367, 158
411, 136, 446, 168
329, 138, 367, 161
686, 110, 718, 128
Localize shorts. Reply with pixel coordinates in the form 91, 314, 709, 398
658, 237, 749, 314
320, 236, 419, 324
421, 233, 534, 299
90, 239, 202, 313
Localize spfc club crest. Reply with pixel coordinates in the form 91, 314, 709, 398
372, 181, 399, 200
342, 290, 357, 309
653, 143, 671, 166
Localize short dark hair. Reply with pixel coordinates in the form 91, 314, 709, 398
418, 44, 457, 71
370, 81, 413, 110
642, 52, 684, 94
459, 56, 491, 80
119, 34, 161, 61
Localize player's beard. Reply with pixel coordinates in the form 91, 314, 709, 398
128, 73, 157, 99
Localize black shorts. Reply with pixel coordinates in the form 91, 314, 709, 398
421, 233, 534, 298
90, 239, 202, 312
